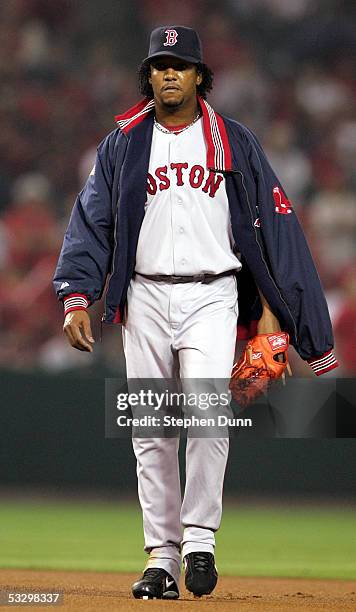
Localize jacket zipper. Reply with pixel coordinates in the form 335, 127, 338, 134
238, 170, 299, 344
102, 135, 130, 325
102, 202, 120, 324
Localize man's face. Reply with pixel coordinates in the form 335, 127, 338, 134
149, 56, 202, 108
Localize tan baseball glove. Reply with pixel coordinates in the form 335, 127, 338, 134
229, 332, 292, 408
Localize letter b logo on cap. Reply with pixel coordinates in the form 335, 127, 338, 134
164, 29, 178, 46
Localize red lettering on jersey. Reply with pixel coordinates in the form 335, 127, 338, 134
189, 165, 204, 188
170, 162, 188, 186
202, 171, 223, 198
147, 173, 157, 195
155, 165, 170, 191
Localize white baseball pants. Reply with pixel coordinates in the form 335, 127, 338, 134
122, 274, 238, 584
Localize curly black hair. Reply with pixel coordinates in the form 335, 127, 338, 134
138, 61, 214, 99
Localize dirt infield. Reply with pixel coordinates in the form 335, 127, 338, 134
1, 570, 355, 611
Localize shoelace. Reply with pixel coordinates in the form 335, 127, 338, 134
191, 553, 212, 573
144, 568, 166, 580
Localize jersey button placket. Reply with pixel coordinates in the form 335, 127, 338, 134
170, 138, 184, 277
168, 139, 181, 330
175, 211, 190, 275
171, 141, 190, 276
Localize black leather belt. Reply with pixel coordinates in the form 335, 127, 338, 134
135, 269, 237, 284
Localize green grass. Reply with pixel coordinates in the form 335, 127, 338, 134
0, 500, 355, 579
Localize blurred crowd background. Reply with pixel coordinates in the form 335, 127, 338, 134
0, 0, 355, 376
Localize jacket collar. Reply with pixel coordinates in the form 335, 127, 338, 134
115, 96, 233, 172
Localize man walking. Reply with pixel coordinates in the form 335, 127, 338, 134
54, 26, 337, 599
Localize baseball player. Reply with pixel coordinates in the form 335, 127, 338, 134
53, 26, 338, 599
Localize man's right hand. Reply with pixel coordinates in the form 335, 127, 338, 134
63, 310, 95, 352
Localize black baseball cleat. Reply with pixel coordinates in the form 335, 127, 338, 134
132, 567, 179, 599
184, 552, 218, 597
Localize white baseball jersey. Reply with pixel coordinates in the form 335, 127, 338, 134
135, 117, 242, 275
126, 116, 240, 583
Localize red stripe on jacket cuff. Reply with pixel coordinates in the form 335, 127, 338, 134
63, 294, 89, 315
307, 350, 339, 376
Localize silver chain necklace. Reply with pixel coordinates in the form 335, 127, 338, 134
154, 112, 201, 135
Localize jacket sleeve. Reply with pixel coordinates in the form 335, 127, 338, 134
241, 126, 338, 375
53, 134, 115, 310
